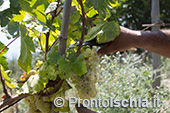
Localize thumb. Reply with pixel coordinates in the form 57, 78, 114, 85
97, 46, 110, 56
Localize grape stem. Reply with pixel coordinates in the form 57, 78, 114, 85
76, 0, 86, 57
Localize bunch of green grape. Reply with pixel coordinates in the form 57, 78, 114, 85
71, 48, 99, 99
25, 90, 61, 113
24, 95, 52, 113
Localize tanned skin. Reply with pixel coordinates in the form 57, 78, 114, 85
76, 27, 170, 113
97, 26, 170, 58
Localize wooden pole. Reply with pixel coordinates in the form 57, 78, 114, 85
58, 0, 72, 55
54, 0, 72, 113
151, 0, 161, 88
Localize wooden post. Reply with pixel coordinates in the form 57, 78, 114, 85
58, 0, 72, 55
151, 0, 161, 88
54, 0, 72, 113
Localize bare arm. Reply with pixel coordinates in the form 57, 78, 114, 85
97, 26, 170, 58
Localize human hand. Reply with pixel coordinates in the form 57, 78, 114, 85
97, 26, 139, 56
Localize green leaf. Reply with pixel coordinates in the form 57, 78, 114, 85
86, 21, 120, 44
57, 57, 71, 79
0, 56, 8, 70
7, 21, 19, 37
25, 36, 35, 53
31, 0, 49, 10
13, 10, 26, 22
19, 0, 32, 13
0, 0, 4, 6
70, 11, 80, 24
10, 0, 19, 7
18, 74, 44, 94
5, 81, 17, 89
0, 65, 10, 81
0, 42, 8, 70
86, 0, 116, 18
72, 55, 87, 76
86, 7, 98, 18
46, 19, 55, 31
0, 65, 17, 89
1, 15, 10, 27
47, 64, 58, 80
5, 70, 12, 77
0, 41, 8, 55
47, 51, 61, 64
18, 25, 35, 72
33, 9, 46, 23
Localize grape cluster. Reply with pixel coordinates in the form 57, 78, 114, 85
25, 95, 52, 113
71, 48, 99, 99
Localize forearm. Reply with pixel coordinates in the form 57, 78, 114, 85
135, 30, 170, 58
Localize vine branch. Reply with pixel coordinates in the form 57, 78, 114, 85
0, 67, 10, 98
0, 36, 19, 54
76, 0, 86, 57
0, 78, 65, 112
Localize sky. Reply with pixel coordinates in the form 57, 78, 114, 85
0, 0, 20, 61
0, 32, 20, 61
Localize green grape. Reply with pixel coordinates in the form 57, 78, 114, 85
24, 98, 30, 106
43, 96, 51, 102
70, 48, 99, 100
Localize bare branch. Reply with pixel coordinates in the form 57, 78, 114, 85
76, 0, 86, 57
41, 79, 65, 96
0, 94, 31, 111
0, 67, 11, 98
0, 36, 19, 54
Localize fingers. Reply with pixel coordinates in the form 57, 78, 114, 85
75, 103, 97, 113
97, 46, 109, 56
97, 42, 117, 56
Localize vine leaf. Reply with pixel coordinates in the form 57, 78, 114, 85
0, 42, 8, 70
70, 11, 81, 24
18, 25, 35, 73
72, 55, 87, 76
13, 10, 26, 22
0, 65, 17, 89
47, 64, 58, 81
7, 21, 19, 38
86, 21, 120, 44
86, 0, 118, 18
18, 74, 44, 94
57, 57, 71, 79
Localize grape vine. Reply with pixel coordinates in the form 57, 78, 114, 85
0, 0, 120, 112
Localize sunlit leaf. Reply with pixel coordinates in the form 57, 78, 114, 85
86, 21, 120, 44
86, 0, 117, 18
13, 10, 26, 22
18, 25, 35, 73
